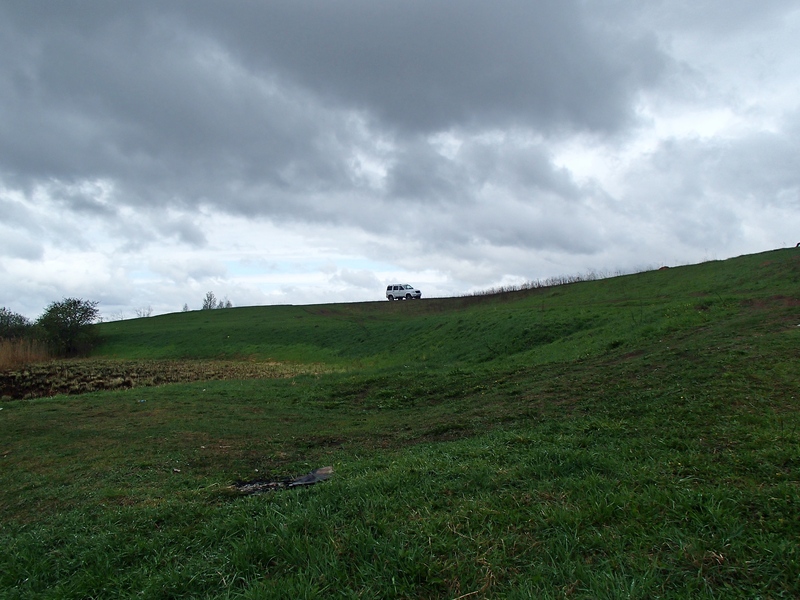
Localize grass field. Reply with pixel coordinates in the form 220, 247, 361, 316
1, 248, 799, 598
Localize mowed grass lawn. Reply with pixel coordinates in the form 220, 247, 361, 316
1, 249, 799, 598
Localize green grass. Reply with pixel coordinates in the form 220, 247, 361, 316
1, 248, 799, 598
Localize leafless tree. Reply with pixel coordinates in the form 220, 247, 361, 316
134, 306, 153, 318
202, 291, 217, 310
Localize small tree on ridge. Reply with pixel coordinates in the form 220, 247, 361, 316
202, 291, 217, 310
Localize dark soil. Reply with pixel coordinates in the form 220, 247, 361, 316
0, 359, 306, 400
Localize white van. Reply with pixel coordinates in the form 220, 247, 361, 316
386, 284, 422, 300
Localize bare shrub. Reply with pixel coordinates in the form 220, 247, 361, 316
466, 267, 651, 298
202, 292, 233, 309
134, 306, 153, 318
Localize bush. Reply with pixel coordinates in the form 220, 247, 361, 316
0, 307, 32, 340
36, 298, 100, 357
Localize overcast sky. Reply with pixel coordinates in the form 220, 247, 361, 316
1, 1, 798, 320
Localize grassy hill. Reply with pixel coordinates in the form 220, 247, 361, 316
1, 249, 798, 598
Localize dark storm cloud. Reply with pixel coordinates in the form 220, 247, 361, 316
184, 0, 666, 134
0, 2, 354, 210
385, 140, 465, 202
0, 1, 668, 221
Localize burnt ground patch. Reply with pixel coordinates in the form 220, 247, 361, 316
232, 466, 334, 495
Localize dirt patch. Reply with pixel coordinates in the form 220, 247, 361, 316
741, 295, 800, 309
0, 359, 324, 400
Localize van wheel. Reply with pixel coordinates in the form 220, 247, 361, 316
387, 295, 394, 301
406, 294, 412, 300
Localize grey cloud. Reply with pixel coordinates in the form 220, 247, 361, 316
713, 130, 800, 205
621, 0, 799, 36
376, 132, 595, 255
185, 0, 667, 134
0, 190, 101, 254
50, 183, 118, 218
639, 123, 800, 210
147, 256, 226, 284
0, 227, 44, 260
0, 0, 672, 290
204, 1, 667, 135
108, 218, 161, 252
331, 269, 382, 291
154, 217, 207, 248
0, 194, 40, 229
385, 133, 583, 208
386, 140, 465, 202
0, 1, 795, 317
0, 3, 355, 208
459, 139, 581, 200
0, 1, 669, 211
431, 194, 602, 255
618, 119, 800, 253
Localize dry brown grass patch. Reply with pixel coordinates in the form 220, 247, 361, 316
0, 338, 53, 371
